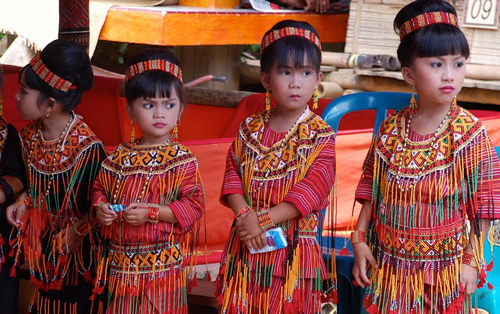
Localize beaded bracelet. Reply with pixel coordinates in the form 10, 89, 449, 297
147, 204, 160, 223
256, 209, 275, 231
351, 230, 367, 244
73, 220, 90, 237
236, 206, 251, 217
462, 252, 478, 269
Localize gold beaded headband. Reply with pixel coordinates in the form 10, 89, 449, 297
125, 59, 183, 84
399, 11, 459, 40
29, 54, 76, 92
260, 27, 322, 55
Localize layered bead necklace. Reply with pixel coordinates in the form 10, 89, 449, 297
29, 111, 75, 199
395, 105, 453, 191
254, 106, 308, 191
111, 138, 171, 204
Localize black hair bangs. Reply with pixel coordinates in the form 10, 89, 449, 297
261, 37, 321, 73
125, 70, 184, 105
415, 25, 470, 59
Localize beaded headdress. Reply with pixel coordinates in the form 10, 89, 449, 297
399, 11, 459, 40
125, 59, 183, 84
260, 27, 322, 55
29, 54, 76, 92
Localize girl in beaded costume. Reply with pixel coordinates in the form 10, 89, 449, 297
92, 49, 205, 313
6, 39, 107, 313
0, 64, 27, 314
216, 20, 337, 313
351, 0, 500, 313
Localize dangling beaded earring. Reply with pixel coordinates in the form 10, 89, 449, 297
313, 87, 319, 110
451, 96, 457, 110
409, 88, 417, 116
172, 124, 179, 142
265, 89, 271, 111
131, 120, 136, 143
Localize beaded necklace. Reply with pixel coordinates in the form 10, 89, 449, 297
395, 105, 452, 191
29, 111, 75, 198
254, 106, 307, 191
111, 138, 171, 204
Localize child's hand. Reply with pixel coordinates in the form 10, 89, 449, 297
352, 242, 377, 288
243, 232, 268, 251
235, 211, 264, 242
462, 264, 479, 296
123, 203, 149, 226
59, 224, 84, 255
6, 201, 27, 228
95, 203, 117, 226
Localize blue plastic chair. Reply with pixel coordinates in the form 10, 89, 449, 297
322, 91, 412, 136
319, 92, 412, 314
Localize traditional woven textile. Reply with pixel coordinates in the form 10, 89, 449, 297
356, 106, 500, 313
9, 115, 106, 313
216, 107, 337, 313
92, 141, 204, 314
59, 0, 90, 51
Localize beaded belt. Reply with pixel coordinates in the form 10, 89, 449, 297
109, 241, 183, 276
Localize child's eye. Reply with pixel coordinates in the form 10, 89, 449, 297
455, 61, 464, 68
166, 103, 175, 109
143, 103, 153, 109
303, 71, 312, 76
430, 62, 442, 68
281, 70, 290, 75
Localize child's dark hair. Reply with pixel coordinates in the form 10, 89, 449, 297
394, 0, 470, 67
20, 39, 93, 111
125, 49, 184, 107
260, 20, 322, 74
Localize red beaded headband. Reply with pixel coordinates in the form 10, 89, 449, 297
399, 11, 459, 40
260, 27, 322, 55
29, 54, 76, 92
125, 59, 183, 84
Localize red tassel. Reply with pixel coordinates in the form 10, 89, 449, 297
206, 270, 212, 282
331, 291, 338, 304
9, 266, 16, 277
487, 282, 494, 290
0, 237, 4, 245
92, 286, 104, 295
83, 270, 92, 282
486, 260, 493, 272
338, 247, 350, 256
366, 303, 379, 314
353, 279, 359, 286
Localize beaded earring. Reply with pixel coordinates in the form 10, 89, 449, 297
265, 89, 271, 111
313, 87, 319, 110
131, 120, 136, 143
409, 89, 417, 116
451, 96, 457, 109
172, 124, 178, 142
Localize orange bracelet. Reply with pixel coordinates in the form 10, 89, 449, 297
73, 220, 90, 237
256, 209, 275, 231
351, 230, 367, 244
463, 252, 478, 269
237, 206, 251, 217
147, 204, 160, 223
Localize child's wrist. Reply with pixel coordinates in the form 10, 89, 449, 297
236, 206, 251, 217
351, 230, 367, 244
462, 251, 478, 269
257, 209, 275, 231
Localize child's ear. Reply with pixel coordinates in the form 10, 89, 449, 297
401, 66, 415, 86
260, 72, 270, 91
44, 97, 57, 116
316, 72, 323, 85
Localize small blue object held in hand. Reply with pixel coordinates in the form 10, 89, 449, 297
248, 227, 287, 254
110, 204, 126, 212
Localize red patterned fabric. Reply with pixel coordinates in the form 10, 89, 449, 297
59, 0, 89, 51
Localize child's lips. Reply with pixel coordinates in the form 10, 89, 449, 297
154, 123, 166, 128
440, 86, 455, 94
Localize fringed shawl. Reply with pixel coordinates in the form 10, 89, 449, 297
11, 115, 106, 312
356, 106, 500, 313
91, 142, 204, 313
217, 108, 337, 313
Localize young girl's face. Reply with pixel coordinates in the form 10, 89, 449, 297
403, 54, 466, 106
128, 87, 182, 145
15, 71, 47, 120
262, 54, 322, 112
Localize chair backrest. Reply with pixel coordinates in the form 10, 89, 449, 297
321, 91, 412, 136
